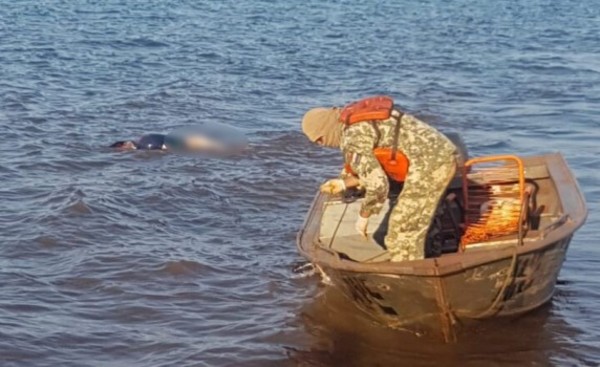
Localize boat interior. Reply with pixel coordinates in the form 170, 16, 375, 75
318, 155, 568, 263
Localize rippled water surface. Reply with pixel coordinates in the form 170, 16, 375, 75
1, 1, 599, 366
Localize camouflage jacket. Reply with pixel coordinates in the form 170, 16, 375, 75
340, 113, 458, 216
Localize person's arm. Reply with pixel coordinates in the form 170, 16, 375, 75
341, 175, 360, 189
343, 124, 389, 217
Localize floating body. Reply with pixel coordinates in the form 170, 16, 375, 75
110, 121, 247, 153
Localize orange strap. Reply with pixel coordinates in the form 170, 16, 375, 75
339, 96, 394, 125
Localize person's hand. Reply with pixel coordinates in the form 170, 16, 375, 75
320, 179, 346, 195
355, 215, 369, 238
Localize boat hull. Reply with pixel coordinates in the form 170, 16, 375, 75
315, 234, 572, 340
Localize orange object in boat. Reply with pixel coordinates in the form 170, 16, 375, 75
460, 155, 526, 248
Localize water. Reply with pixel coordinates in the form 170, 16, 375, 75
1, 0, 599, 366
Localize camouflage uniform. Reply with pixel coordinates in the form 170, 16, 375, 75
340, 113, 458, 261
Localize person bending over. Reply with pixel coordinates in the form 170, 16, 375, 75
301, 96, 458, 262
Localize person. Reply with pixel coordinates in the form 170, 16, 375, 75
110, 133, 168, 151
301, 96, 459, 262
109, 133, 226, 151
110, 122, 247, 153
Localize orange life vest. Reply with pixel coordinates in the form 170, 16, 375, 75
340, 96, 410, 182
339, 96, 395, 124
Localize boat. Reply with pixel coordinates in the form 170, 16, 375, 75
296, 136, 588, 342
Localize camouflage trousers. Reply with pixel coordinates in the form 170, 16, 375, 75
385, 155, 457, 262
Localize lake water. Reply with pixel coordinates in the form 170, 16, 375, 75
1, 0, 599, 366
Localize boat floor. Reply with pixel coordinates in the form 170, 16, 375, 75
321, 200, 392, 262
328, 234, 391, 262
319, 198, 563, 263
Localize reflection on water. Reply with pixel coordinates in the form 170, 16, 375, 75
294, 285, 588, 367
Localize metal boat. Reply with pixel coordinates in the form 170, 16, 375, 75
296, 149, 587, 341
